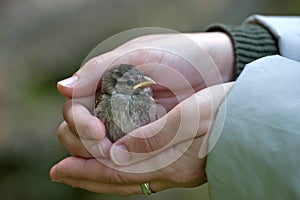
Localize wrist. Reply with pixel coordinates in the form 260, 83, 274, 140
185, 32, 235, 82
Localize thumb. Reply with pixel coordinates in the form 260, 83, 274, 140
108, 82, 235, 166
57, 55, 115, 98
109, 94, 203, 166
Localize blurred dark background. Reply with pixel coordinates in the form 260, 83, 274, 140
0, 0, 299, 200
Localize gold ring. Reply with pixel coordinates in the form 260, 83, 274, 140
140, 182, 155, 195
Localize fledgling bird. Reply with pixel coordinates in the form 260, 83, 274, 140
94, 64, 157, 142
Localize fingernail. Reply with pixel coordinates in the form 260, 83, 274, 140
90, 138, 111, 158
99, 138, 111, 157
57, 75, 78, 88
110, 144, 131, 165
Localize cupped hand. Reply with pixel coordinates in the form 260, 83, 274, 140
58, 82, 234, 166
50, 136, 207, 196
52, 81, 234, 195
59, 32, 233, 109
55, 32, 234, 160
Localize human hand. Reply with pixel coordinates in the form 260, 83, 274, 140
57, 82, 234, 165
50, 136, 207, 195
50, 81, 234, 195
58, 32, 234, 108
55, 32, 234, 159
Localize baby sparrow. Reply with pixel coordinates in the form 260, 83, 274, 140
94, 64, 157, 142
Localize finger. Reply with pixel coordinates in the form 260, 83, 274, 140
61, 97, 112, 157
50, 157, 175, 195
50, 138, 205, 195
62, 98, 105, 140
50, 157, 159, 185
57, 121, 109, 158
57, 50, 139, 98
57, 55, 114, 98
109, 82, 234, 166
52, 175, 172, 196
109, 95, 202, 165
61, 97, 110, 158
53, 177, 142, 195
57, 121, 92, 158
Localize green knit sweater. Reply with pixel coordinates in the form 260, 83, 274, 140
206, 24, 279, 76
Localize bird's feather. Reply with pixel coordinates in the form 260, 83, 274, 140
94, 64, 157, 142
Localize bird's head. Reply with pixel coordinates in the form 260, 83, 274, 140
101, 64, 156, 96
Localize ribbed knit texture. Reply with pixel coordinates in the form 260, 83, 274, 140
206, 24, 278, 76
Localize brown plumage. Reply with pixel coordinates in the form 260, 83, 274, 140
94, 64, 157, 142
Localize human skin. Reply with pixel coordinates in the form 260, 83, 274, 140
50, 32, 235, 195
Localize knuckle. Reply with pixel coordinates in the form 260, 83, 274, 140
62, 101, 77, 132
136, 126, 163, 153
57, 122, 68, 141
62, 99, 72, 120
144, 134, 168, 153
57, 122, 90, 157
139, 134, 157, 153
76, 117, 100, 139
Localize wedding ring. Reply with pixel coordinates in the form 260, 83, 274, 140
140, 182, 155, 195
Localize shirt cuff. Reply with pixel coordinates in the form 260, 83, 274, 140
205, 23, 278, 76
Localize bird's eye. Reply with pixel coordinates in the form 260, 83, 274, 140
138, 75, 143, 80
127, 79, 134, 85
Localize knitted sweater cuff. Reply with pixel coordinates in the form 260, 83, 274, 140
205, 24, 278, 76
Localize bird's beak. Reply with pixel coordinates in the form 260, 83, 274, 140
132, 77, 156, 89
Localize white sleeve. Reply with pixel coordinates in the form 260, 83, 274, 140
206, 55, 300, 200
244, 15, 300, 62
